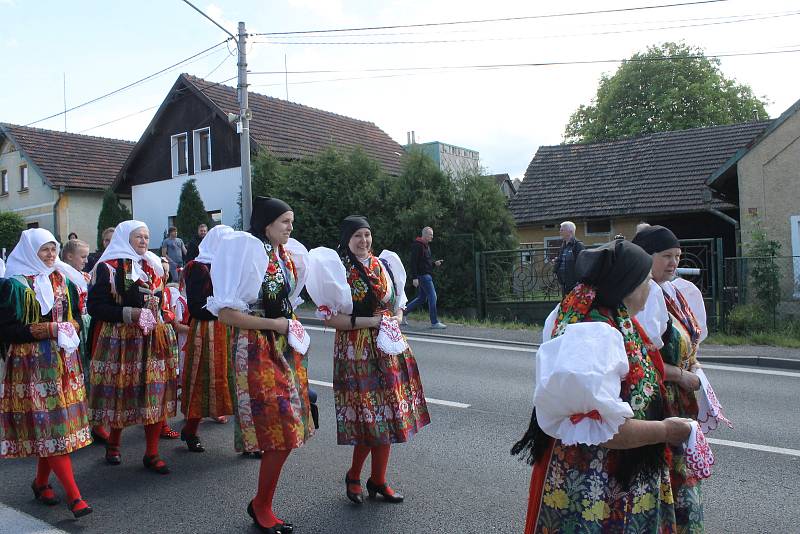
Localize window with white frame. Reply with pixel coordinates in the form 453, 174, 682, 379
19, 165, 28, 191
193, 128, 212, 173
171, 133, 188, 177
1, 169, 8, 195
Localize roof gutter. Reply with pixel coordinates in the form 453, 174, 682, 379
53, 186, 65, 242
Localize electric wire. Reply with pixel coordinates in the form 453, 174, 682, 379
251, 0, 731, 36
24, 39, 231, 127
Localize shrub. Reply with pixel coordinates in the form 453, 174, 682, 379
726, 303, 769, 335
0, 210, 25, 256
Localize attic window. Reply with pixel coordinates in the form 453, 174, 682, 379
193, 128, 211, 173
1, 170, 8, 195
19, 165, 28, 191
586, 219, 611, 235
171, 133, 188, 177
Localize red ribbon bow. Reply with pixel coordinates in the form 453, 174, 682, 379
317, 305, 332, 318
569, 410, 602, 425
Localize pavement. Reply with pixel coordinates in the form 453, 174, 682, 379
298, 310, 800, 370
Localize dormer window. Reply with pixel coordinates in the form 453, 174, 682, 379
193, 128, 211, 173
171, 133, 188, 177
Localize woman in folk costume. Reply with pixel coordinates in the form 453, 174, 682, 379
633, 225, 722, 533
320, 215, 430, 504
513, 239, 694, 534
179, 224, 235, 452
87, 221, 179, 474
61, 238, 111, 444
207, 197, 313, 534
0, 229, 93, 518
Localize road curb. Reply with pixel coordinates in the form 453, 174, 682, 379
299, 315, 800, 370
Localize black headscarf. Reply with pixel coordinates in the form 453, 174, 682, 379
576, 239, 652, 308
338, 215, 370, 249
631, 225, 680, 255
249, 197, 292, 241
337, 215, 377, 320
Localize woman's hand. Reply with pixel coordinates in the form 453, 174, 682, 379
678, 368, 702, 392
663, 417, 693, 446
369, 313, 383, 328
130, 308, 142, 323
266, 317, 290, 335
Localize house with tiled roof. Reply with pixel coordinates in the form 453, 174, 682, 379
706, 97, 800, 307
114, 73, 406, 238
509, 120, 772, 256
0, 124, 135, 249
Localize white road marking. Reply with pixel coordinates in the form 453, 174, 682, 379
702, 363, 800, 378
304, 325, 533, 352
308, 379, 471, 408
707, 438, 800, 458
0, 503, 68, 533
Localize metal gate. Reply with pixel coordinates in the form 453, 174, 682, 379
476, 238, 723, 327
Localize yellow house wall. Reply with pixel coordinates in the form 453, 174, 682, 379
517, 217, 643, 247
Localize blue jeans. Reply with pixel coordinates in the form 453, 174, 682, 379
405, 274, 439, 324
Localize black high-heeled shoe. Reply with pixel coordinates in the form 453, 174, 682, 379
366, 478, 404, 503
69, 498, 93, 518
31, 481, 59, 505
247, 500, 293, 533
345, 474, 364, 504
180, 429, 205, 452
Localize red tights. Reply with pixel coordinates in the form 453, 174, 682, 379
347, 444, 393, 493
35, 455, 88, 510
183, 418, 201, 436
107, 422, 164, 457
252, 450, 291, 528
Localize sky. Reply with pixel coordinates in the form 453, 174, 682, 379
1, 0, 799, 180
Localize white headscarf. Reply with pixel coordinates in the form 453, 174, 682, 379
205, 231, 269, 316
0, 257, 5, 278
95, 220, 162, 282
5, 228, 88, 315
194, 225, 234, 265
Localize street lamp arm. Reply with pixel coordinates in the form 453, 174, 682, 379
181, 0, 236, 41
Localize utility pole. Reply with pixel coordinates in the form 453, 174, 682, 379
180, 0, 252, 229
238, 21, 253, 229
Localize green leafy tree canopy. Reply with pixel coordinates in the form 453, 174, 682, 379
96, 190, 132, 248
564, 42, 769, 144
175, 179, 213, 241
0, 210, 26, 257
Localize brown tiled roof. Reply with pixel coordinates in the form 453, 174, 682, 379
183, 74, 404, 175
0, 124, 135, 190
509, 121, 772, 225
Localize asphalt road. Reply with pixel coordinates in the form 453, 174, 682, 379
1, 327, 799, 534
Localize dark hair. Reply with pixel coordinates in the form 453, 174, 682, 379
67, 232, 78, 240
168, 226, 177, 234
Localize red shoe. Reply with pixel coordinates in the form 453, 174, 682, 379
142, 454, 170, 475
31, 481, 59, 505
160, 424, 180, 439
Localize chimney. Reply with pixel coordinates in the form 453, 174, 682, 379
411, 131, 416, 144
407, 131, 411, 145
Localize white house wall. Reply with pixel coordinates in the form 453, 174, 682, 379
131, 167, 242, 239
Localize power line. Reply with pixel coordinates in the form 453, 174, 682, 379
249, 46, 800, 77
251, 0, 730, 36
77, 76, 237, 134
24, 39, 231, 127
252, 11, 800, 46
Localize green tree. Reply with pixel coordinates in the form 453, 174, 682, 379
96, 190, 132, 248
175, 179, 213, 241
564, 42, 769, 143
0, 210, 26, 256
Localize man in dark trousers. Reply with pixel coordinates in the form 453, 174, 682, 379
553, 221, 585, 295
404, 226, 447, 329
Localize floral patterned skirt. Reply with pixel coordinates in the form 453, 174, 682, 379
88, 321, 179, 429
0, 340, 91, 458
664, 382, 704, 534
181, 319, 234, 419
526, 440, 677, 534
229, 328, 313, 452
333, 328, 430, 446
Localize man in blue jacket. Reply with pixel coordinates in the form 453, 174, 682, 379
404, 226, 446, 329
